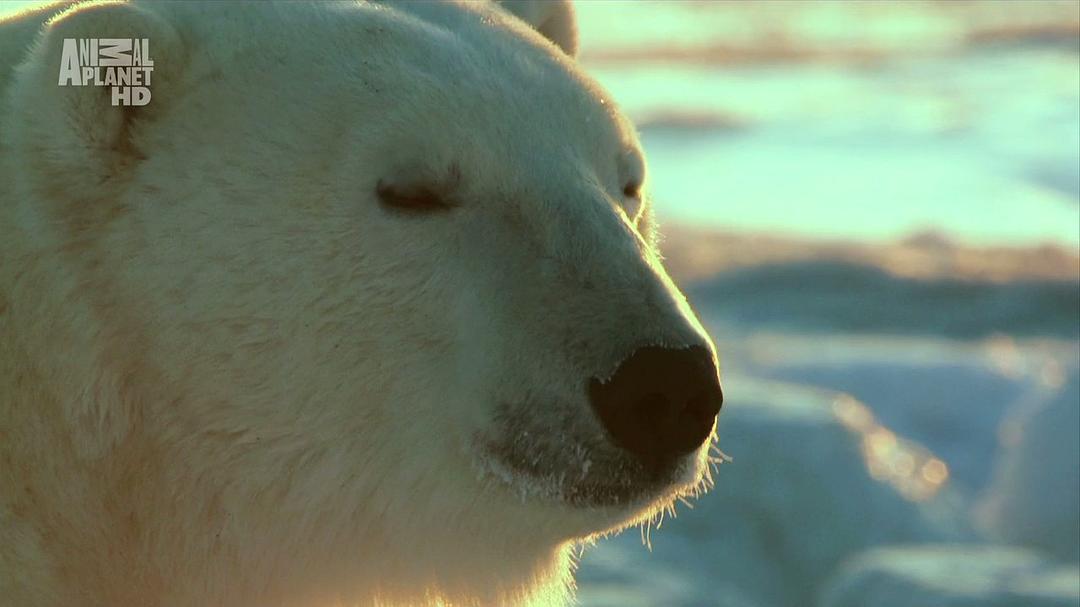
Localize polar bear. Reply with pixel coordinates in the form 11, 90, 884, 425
0, 1, 724, 606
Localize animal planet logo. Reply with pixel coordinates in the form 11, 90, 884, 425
57, 38, 153, 106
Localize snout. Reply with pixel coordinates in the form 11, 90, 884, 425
588, 345, 722, 474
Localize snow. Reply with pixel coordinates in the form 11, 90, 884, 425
577, 2, 1080, 249
572, 2, 1079, 604
977, 370, 1080, 562
821, 545, 1080, 607
576, 329, 1079, 605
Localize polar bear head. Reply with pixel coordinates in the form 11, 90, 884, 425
3, 1, 722, 604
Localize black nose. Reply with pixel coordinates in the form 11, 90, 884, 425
588, 345, 723, 471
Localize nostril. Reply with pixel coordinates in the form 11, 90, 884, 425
588, 345, 722, 471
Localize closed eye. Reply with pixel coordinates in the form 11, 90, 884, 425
376, 179, 455, 214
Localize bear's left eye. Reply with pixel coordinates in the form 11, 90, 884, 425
375, 180, 456, 214
623, 180, 642, 199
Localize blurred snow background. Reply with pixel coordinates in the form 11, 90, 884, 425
572, 2, 1080, 606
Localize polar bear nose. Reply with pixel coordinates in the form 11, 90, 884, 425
588, 345, 722, 472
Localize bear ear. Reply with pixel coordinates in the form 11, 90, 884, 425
497, 0, 579, 57
7, 1, 185, 202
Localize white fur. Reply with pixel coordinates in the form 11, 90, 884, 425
0, 2, 718, 605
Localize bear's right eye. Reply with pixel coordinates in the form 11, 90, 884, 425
375, 180, 455, 214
